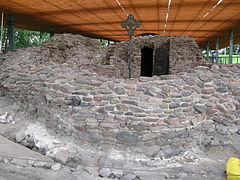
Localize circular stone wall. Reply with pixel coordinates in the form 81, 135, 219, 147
0, 34, 240, 149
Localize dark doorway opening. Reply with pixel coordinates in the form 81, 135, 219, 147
153, 44, 169, 76
141, 47, 153, 77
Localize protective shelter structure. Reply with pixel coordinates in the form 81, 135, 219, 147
0, 0, 239, 50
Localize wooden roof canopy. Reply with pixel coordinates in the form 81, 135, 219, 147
0, 0, 239, 49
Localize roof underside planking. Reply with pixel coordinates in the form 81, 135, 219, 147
0, 0, 239, 49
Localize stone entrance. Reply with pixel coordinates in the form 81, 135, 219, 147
141, 44, 169, 77
106, 35, 206, 78
153, 44, 169, 76
141, 47, 153, 77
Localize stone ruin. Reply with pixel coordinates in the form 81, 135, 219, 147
0, 33, 240, 179
105, 35, 206, 78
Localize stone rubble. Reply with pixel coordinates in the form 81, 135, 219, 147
120, 173, 137, 180
9, 120, 235, 179
15, 130, 27, 143
0, 112, 13, 124
0, 157, 55, 170
51, 163, 62, 171
0, 157, 111, 180
99, 167, 112, 177
55, 149, 69, 164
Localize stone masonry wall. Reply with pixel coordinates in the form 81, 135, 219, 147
169, 37, 205, 73
0, 33, 240, 150
105, 35, 206, 78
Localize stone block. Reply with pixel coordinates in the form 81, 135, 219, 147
112, 169, 123, 178
33, 161, 46, 168
135, 113, 147, 117
180, 103, 189, 108
182, 91, 192, 97
125, 112, 134, 116
93, 96, 102, 102
15, 130, 27, 143
82, 96, 93, 102
124, 83, 136, 90
51, 163, 61, 171
116, 132, 138, 143
102, 131, 115, 137
11, 159, 28, 167
99, 89, 113, 94
100, 122, 117, 128
113, 87, 126, 95
90, 80, 103, 86
193, 104, 206, 113
196, 80, 204, 88
201, 88, 215, 94
144, 118, 158, 122
127, 90, 140, 97
55, 149, 69, 164
171, 92, 182, 98
102, 95, 115, 100
110, 99, 120, 104
96, 107, 107, 114
71, 96, 81, 106
74, 126, 85, 132
110, 111, 123, 115
99, 168, 111, 177
59, 84, 75, 93
121, 100, 138, 106
216, 104, 234, 114
169, 103, 180, 109
120, 173, 137, 180
116, 104, 128, 111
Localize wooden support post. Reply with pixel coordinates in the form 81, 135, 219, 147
211, 51, 214, 63
206, 41, 210, 62
50, 31, 54, 37
0, 12, 4, 53
229, 31, 234, 64
50, 26, 55, 37
199, 47, 202, 54
100, 39, 103, 45
7, 15, 15, 52
216, 37, 219, 64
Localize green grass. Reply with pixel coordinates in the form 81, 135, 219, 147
204, 55, 240, 64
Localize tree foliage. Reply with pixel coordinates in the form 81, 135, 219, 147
0, 28, 50, 53
15, 29, 50, 49
225, 44, 240, 55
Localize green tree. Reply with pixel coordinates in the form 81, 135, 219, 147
15, 29, 50, 49
0, 28, 50, 53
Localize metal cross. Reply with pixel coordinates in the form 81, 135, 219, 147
121, 14, 141, 78
121, 14, 141, 37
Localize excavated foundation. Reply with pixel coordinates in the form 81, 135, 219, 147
0, 34, 240, 179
